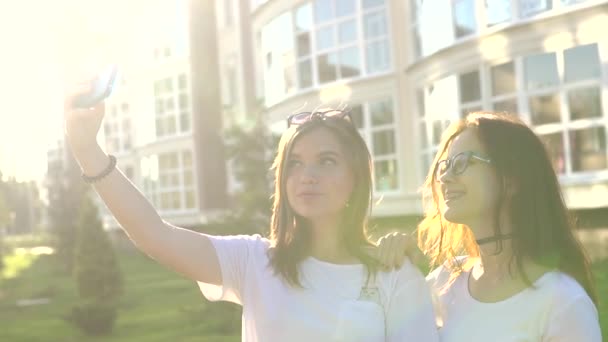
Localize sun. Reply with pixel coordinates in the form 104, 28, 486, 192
0, 0, 167, 182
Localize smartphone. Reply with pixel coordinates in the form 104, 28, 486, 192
72, 65, 119, 108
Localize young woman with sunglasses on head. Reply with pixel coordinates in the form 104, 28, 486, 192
378, 112, 601, 341
64, 98, 439, 341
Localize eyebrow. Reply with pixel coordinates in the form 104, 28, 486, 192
289, 150, 341, 159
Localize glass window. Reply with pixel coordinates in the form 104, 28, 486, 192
491, 62, 516, 96
364, 11, 387, 39
318, 53, 338, 83
524, 52, 559, 90
366, 40, 390, 73
166, 98, 175, 111
161, 193, 170, 209
564, 44, 601, 83
570, 127, 607, 172
183, 151, 192, 166
314, 0, 333, 23
529, 94, 561, 125
411, 0, 421, 20
184, 171, 193, 186
338, 47, 361, 78
486, 0, 511, 26
540, 132, 565, 173
432, 120, 444, 144
363, 0, 385, 9
568, 87, 602, 120
186, 191, 196, 209
298, 59, 313, 88
297, 33, 311, 57
338, 20, 357, 44
336, 0, 356, 17
561, 0, 588, 5
179, 94, 189, 109
459, 70, 481, 103
350, 105, 364, 128
178, 74, 187, 89
167, 116, 177, 134
295, 4, 313, 31
420, 122, 428, 147
373, 130, 396, 154
374, 160, 398, 191
519, 0, 552, 17
416, 89, 425, 117
316, 26, 335, 50
453, 0, 477, 38
493, 99, 518, 114
413, 27, 422, 60
370, 100, 394, 125
180, 113, 190, 132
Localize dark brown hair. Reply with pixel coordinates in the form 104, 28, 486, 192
418, 112, 597, 304
268, 115, 377, 286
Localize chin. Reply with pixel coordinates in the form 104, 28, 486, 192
442, 207, 465, 225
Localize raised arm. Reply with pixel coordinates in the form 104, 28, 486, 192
64, 97, 221, 285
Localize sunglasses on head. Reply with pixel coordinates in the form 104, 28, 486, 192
286, 109, 352, 128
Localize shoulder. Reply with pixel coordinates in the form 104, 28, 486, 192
207, 234, 271, 258
537, 271, 595, 308
537, 272, 600, 338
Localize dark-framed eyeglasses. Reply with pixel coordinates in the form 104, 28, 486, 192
286, 109, 352, 128
434, 151, 492, 180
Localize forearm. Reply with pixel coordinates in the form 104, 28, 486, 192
74, 144, 168, 253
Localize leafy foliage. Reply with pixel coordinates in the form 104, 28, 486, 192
68, 196, 123, 335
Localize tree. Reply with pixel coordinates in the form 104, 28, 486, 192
46, 148, 86, 273
0, 178, 9, 271
67, 195, 123, 335
204, 115, 278, 236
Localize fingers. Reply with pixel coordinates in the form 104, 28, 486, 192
375, 232, 410, 271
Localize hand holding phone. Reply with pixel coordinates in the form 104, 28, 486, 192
72, 65, 118, 108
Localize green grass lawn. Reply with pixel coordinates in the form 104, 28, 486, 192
1, 248, 606, 341
0, 250, 241, 342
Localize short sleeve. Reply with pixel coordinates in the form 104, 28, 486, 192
385, 260, 440, 342
197, 234, 268, 305
544, 295, 601, 342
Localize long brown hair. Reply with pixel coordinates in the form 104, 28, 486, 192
268, 115, 377, 286
418, 112, 597, 304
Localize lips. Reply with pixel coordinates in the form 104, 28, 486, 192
443, 190, 465, 201
298, 192, 322, 198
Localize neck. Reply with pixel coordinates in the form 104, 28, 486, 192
468, 216, 516, 277
308, 217, 353, 263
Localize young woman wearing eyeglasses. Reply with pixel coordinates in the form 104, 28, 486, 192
64, 99, 439, 341
377, 112, 601, 341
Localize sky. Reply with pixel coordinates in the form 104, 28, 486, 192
0, 0, 172, 183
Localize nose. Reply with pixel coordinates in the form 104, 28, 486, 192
300, 164, 320, 184
437, 166, 455, 184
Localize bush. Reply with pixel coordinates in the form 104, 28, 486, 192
66, 300, 118, 336
69, 195, 123, 335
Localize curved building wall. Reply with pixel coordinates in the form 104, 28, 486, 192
238, 0, 608, 216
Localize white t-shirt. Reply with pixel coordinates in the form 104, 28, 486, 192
426, 259, 602, 342
198, 234, 439, 342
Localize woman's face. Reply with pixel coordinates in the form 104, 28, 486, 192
437, 128, 501, 232
285, 127, 355, 225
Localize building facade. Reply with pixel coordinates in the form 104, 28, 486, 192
55, 0, 608, 231
96, 0, 229, 229
217, 0, 608, 218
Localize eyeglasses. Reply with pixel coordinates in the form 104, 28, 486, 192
286, 109, 351, 128
434, 151, 492, 180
